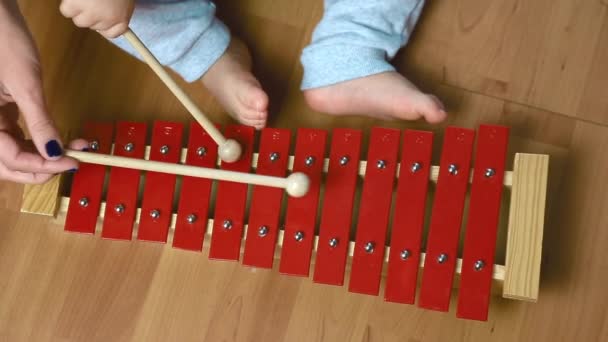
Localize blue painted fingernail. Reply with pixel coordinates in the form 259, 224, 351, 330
45, 140, 63, 157
68, 168, 78, 173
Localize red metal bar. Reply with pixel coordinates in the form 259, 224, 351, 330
137, 121, 184, 243
279, 128, 327, 276
172, 122, 219, 251
208, 125, 255, 260
457, 125, 509, 321
385, 130, 433, 303
313, 129, 362, 285
348, 128, 400, 295
242, 128, 292, 268
418, 127, 475, 312
101, 122, 147, 240
65, 122, 114, 234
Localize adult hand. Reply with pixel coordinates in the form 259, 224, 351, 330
0, 1, 85, 184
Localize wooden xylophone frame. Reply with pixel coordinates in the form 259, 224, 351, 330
20, 121, 549, 322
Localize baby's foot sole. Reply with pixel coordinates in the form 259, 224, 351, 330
303, 71, 446, 124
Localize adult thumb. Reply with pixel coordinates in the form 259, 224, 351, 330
11, 74, 63, 160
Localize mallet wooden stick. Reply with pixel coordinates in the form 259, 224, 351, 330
66, 150, 310, 198
122, 29, 242, 163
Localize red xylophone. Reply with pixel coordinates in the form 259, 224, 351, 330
21, 121, 549, 322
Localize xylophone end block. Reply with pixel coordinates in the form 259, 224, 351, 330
503, 153, 549, 302
21, 175, 63, 216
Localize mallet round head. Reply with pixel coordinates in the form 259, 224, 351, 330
286, 172, 310, 198
218, 139, 242, 163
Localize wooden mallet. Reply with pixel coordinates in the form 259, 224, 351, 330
122, 28, 242, 163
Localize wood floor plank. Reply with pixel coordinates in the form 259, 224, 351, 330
578, 15, 608, 125
436, 0, 608, 124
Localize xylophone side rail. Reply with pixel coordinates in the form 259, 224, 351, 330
20, 145, 514, 216
51, 197, 507, 286
502, 153, 549, 302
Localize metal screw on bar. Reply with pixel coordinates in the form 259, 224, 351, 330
124, 142, 134, 152
294, 231, 304, 242
305, 156, 315, 167
258, 225, 269, 237
159, 145, 170, 155
269, 152, 280, 162
196, 147, 207, 157
485, 168, 496, 178
329, 238, 339, 248
89, 141, 99, 151
222, 220, 233, 230
150, 209, 160, 219
364, 241, 375, 253
78, 197, 89, 208
448, 164, 458, 175
411, 162, 422, 173
437, 253, 448, 264
114, 204, 125, 214
186, 214, 197, 224
400, 249, 410, 260
376, 160, 387, 169
474, 260, 485, 271
339, 156, 350, 166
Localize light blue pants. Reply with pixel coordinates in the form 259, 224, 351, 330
112, 0, 425, 88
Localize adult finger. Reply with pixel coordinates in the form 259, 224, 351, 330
0, 131, 77, 173
66, 138, 89, 151
0, 161, 54, 184
9, 70, 64, 160
0, 84, 13, 103
0, 111, 25, 141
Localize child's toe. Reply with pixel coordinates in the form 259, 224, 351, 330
419, 94, 447, 124
239, 81, 269, 112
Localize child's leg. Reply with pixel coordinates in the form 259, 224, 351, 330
111, 0, 268, 128
300, 0, 445, 123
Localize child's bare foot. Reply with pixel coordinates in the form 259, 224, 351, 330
303, 71, 446, 124
201, 38, 268, 129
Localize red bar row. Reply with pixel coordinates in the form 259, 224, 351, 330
65, 121, 508, 321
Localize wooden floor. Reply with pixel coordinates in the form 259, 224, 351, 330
1, 0, 607, 341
